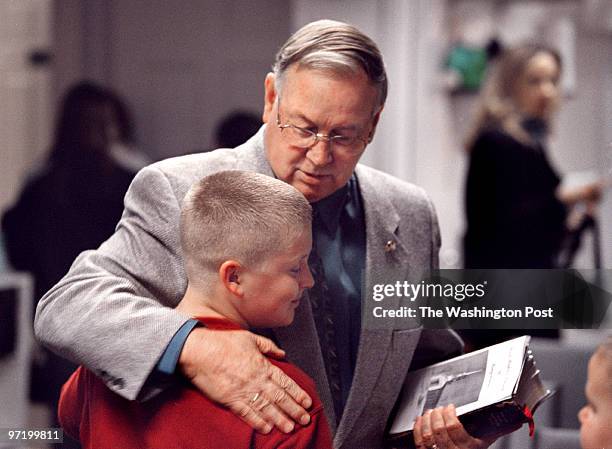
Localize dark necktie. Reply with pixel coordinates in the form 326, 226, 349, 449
308, 226, 344, 422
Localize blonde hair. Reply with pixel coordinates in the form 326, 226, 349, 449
180, 171, 312, 290
464, 44, 562, 150
273, 19, 387, 107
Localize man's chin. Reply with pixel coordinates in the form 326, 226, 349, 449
294, 180, 336, 203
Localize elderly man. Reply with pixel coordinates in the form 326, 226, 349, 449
36, 20, 492, 449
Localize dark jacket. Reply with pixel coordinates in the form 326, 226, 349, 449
2, 157, 134, 407
463, 128, 567, 269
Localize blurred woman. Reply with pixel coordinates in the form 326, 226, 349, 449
463, 44, 601, 269
3, 81, 136, 299
106, 87, 151, 171
1, 81, 137, 439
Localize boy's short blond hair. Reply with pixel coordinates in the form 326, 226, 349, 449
180, 170, 312, 290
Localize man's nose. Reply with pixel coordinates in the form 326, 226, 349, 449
306, 138, 333, 166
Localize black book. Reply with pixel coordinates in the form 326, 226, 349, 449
387, 336, 553, 448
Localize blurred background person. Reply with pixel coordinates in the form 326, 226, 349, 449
106, 87, 151, 172
214, 109, 261, 149
191, 110, 261, 154
460, 44, 603, 351
1, 80, 138, 444
463, 44, 602, 270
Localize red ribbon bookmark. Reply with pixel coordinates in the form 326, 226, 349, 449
523, 405, 535, 437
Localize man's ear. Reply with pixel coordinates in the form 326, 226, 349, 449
367, 105, 384, 143
219, 260, 244, 297
262, 72, 277, 124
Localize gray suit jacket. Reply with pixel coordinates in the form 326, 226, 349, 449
35, 127, 462, 449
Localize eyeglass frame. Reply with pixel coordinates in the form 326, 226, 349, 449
275, 98, 370, 155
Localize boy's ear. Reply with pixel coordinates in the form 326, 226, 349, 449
219, 260, 244, 297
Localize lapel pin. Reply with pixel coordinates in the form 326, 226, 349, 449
384, 240, 397, 253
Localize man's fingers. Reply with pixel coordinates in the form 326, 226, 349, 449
178, 329, 311, 434
258, 396, 297, 434
414, 404, 495, 449
254, 334, 285, 359
420, 409, 436, 448
249, 392, 295, 434
442, 404, 471, 447
269, 362, 312, 410
413, 415, 426, 448
267, 364, 312, 424
431, 407, 456, 449
442, 404, 488, 449
228, 401, 273, 435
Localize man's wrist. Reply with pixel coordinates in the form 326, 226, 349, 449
156, 319, 201, 376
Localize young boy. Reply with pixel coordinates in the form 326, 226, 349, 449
58, 170, 333, 449
578, 335, 612, 449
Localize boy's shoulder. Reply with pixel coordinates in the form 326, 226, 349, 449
269, 358, 323, 411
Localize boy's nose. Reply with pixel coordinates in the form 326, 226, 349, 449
302, 264, 315, 289
577, 406, 587, 423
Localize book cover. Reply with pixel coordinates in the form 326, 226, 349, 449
387, 336, 553, 448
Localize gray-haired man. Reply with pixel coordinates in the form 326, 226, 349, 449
37, 20, 494, 449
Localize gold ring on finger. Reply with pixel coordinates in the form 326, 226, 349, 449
250, 392, 260, 404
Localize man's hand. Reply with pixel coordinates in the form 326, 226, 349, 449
178, 327, 312, 434
413, 405, 496, 449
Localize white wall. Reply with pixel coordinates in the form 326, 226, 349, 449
291, 0, 464, 268
0, 0, 53, 213
52, 0, 291, 160
293, 0, 611, 269
45, 0, 612, 268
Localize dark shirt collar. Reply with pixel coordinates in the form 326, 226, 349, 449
311, 176, 355, 234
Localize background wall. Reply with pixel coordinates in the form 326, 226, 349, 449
0, 0, 610, 436
53, 0, 290, 159
0, 0, 53, 213
292, 0, 612, 269
2, 0, 610, 268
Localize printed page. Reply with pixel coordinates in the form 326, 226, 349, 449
389, 336, 529, 434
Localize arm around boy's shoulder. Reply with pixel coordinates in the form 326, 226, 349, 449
34, 164, 193, 400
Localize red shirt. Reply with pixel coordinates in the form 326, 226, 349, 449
58, 317, 333, 449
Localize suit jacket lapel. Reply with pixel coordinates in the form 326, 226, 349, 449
334, 165, 415, 446
263, 156, 417, 445
272, 298, 338, 433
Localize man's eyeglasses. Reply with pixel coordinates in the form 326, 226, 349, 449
276, 101, 369, 155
